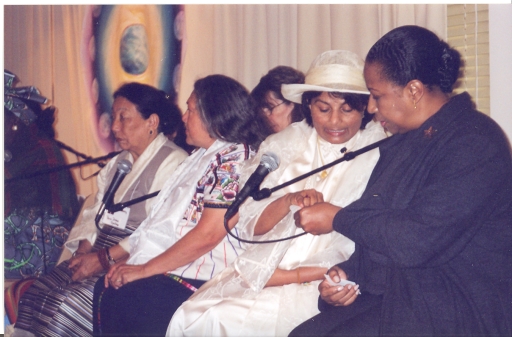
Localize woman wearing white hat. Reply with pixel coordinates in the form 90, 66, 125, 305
167, 50, 387, 337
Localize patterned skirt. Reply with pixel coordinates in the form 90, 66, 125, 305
15, 225, 133, 337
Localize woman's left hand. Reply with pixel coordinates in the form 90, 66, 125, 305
319, 266, 359, 306
294, 202, 341, 235
105, 262, 148, 289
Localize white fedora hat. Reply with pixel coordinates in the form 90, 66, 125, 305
281, 50, 369, 104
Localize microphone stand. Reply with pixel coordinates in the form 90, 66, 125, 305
94, 191, 160, 232
108, 191, 160, 213
55, 140, 110, 168
5, 151, 121, 183
224, 136, 392, 244
253, 137, 390, 201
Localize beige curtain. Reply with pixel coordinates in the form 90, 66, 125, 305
179, 4, 446, 108
5, 5, 101, 197
3, 4, 446, 196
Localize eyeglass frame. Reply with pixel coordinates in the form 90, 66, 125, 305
262, 100, 286, 116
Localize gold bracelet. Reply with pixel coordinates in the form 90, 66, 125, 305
296, 268, 301, 284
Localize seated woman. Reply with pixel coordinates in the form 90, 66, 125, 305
4, 77, 80, 280
92, 74, 273, 336
251, 65, 305, 132
168, 50, 387, 336
14, 82, 189, 337
290, 26, 512, 337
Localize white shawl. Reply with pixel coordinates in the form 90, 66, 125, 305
127, 139, 233, 266
64, 133, 187, 254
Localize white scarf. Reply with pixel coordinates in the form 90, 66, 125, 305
127, 139, 232, 266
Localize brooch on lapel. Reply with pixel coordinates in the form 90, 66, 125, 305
423, 126, 437, 139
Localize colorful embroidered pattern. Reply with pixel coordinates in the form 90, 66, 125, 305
181, 144, 249, 227
173, 143, 252, 280
166, 273, 198, 292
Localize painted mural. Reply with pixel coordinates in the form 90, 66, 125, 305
81, 5, 184, 152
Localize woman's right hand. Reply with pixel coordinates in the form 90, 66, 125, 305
68, 252, 103, 282
319, 266, 359, 307
104, 262, 149, 289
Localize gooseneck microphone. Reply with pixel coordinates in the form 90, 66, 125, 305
103, 159, 132, 212
225, 152, 280, 220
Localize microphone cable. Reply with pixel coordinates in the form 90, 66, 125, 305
223, 136, 391, 244
224, 216, 307, 244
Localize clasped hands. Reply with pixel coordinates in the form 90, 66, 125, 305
289, 189, 341, 235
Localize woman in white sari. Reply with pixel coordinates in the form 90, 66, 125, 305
168, 50, 387, 336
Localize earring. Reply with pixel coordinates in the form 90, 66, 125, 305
413, 100, 417, 109
149, 130, 153, 135
12, 125, 18, 131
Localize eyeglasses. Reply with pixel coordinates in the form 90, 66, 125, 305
262, 101, 286, 116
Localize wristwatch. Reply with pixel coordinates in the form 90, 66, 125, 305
106, 248, 116, 266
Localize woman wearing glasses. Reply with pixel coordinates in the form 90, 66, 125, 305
251, 65, 305, 132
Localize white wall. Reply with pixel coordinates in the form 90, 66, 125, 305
489, 4, 512, 144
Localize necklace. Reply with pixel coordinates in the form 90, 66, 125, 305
316, 138, 348, 180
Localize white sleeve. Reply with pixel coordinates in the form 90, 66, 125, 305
64, 158, 114, 253
121, 146, 188, 252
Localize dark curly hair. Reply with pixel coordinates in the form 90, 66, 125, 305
193, 74, 273, 149
366, 25, 461, 93
301, 91, 371, 129
251, 66, 305, 123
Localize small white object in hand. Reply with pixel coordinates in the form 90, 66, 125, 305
324, 274, 361, 294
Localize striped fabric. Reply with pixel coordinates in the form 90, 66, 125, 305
4, 277, 36, 324
15, 227, 133, 337
13, 142, 177, 336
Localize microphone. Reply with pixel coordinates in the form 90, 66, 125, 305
225, 152, 279, 219
103, 159, 132, 212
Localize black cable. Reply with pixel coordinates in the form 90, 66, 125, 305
224, 137, 392, 244
224, 216, 307, 244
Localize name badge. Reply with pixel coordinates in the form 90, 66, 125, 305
101, 207, 130, 230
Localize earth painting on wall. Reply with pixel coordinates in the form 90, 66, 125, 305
81, 4, 184, 152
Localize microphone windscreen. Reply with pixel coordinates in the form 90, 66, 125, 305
117, 159, 132, 174
260, 152, 279, 172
